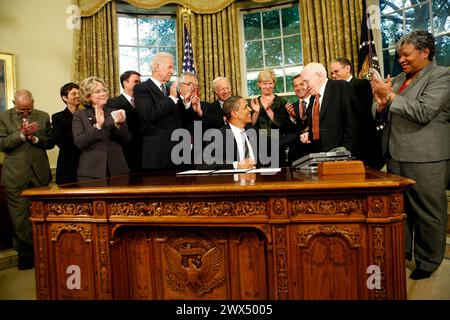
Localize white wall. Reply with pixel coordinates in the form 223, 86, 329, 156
0, 0, 74, 168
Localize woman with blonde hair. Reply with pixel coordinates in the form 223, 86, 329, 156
250, 69, 295, 166
73, 76, 130, 182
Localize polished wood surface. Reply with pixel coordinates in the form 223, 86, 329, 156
24, 168, 414, 300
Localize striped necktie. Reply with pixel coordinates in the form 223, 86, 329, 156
160, 84, 167, 97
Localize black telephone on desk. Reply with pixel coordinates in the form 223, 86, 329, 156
292, 147, 352, 170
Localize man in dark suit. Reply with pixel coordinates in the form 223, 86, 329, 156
107, 70, 142, 173
0, 89, 53, 269
330, 57, 384, 169
199, 96, 258, 170
203, 77, 232, 130
50, 82, 81, 185
299, 62, 360, 158
284, 74, 313, 164
133, 53, 202, 170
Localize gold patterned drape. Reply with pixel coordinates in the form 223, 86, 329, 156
176, 3, 242, 102
78, 0, 236, 16
300, 0, 362, 75
73, 1, 120, 96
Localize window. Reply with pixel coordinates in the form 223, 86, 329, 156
118, 14, 177, 80
240, 3, 303, 99
380, 0, 449, 76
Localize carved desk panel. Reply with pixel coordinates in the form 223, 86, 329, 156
24, 169, 414, 300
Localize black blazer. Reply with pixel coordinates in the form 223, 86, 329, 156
286, 97, 314, 164
107, 94, 143, 173
202, 100, 226, 130
50, 107, 81, 185
134, 79, 196, 170
307, 80, 360, 158
349, 78, 385, 169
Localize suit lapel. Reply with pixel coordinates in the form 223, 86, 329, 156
319, 81, 332, 120
146, 79, 166, 99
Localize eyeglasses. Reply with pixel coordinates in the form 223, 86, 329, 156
181, 81, 198, 87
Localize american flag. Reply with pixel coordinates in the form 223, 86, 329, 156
357, 0, 381, 79
182, 23, 196, 74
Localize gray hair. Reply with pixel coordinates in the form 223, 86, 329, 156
211, 77, 230, 93
14, 89, 33, 101
179, 71, 198, 83
150, 52, 174, 72
396, 30, 435, 61
302, 62, 327, 78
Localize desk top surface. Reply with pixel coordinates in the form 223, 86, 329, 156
22, 168, 415, 198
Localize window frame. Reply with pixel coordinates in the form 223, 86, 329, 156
117, 12, 178, 80
238, 2, 303, 99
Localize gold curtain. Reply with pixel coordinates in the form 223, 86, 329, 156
300, 0, 362, 75
176, 3, 242, 102
73, 1, 120, 96
78, 0, 236, 16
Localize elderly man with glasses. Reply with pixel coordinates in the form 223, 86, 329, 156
0, 89, 53, 270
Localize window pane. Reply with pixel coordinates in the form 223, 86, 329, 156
119, 47, 138, 74
435, 35, 450, 67
138, 19, 158, 46
139, 47, 156, 75
433, 0, 450, 33
283, 36, 302, 65
245, 41, 264, 69
263, 11, 281, 38
381, 12, 404, 48
405, 4, 430, 33
273, 68, 285, 93
264, 39, 282, 67
118, 17, 137, 45
404, 0, 429, 7
244, 13, 261, 41
246, 71, 259, 96
282, 6, 300, 36
380, 0, 404, 15
159, 19, 176, 46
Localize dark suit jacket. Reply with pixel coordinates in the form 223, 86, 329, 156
196, 124, 260, 170
50, 107, 81, 184
107, 94, 142, 173
286, 97, 314, 164
72, 106, 130, 180
202, 100, 225, 130
0, 108, 52, 188
134, 79, 196, 170
307, 80, 360, 158
349, 78, 384, 169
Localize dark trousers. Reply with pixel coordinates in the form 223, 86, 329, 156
5, 172, 42, 258
388, 159, 450, 272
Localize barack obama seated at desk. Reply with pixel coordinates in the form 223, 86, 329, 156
196, 96, 279, 170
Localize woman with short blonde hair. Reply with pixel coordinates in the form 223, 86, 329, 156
73, 76, 130, 181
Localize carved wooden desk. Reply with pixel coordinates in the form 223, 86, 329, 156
23, 169, 414, 300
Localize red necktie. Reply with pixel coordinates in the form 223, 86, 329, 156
312, 95, 320, 140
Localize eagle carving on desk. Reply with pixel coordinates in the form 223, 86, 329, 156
164, 244, 226, 296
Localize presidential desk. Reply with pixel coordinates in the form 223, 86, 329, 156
23, 168, 414, 300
